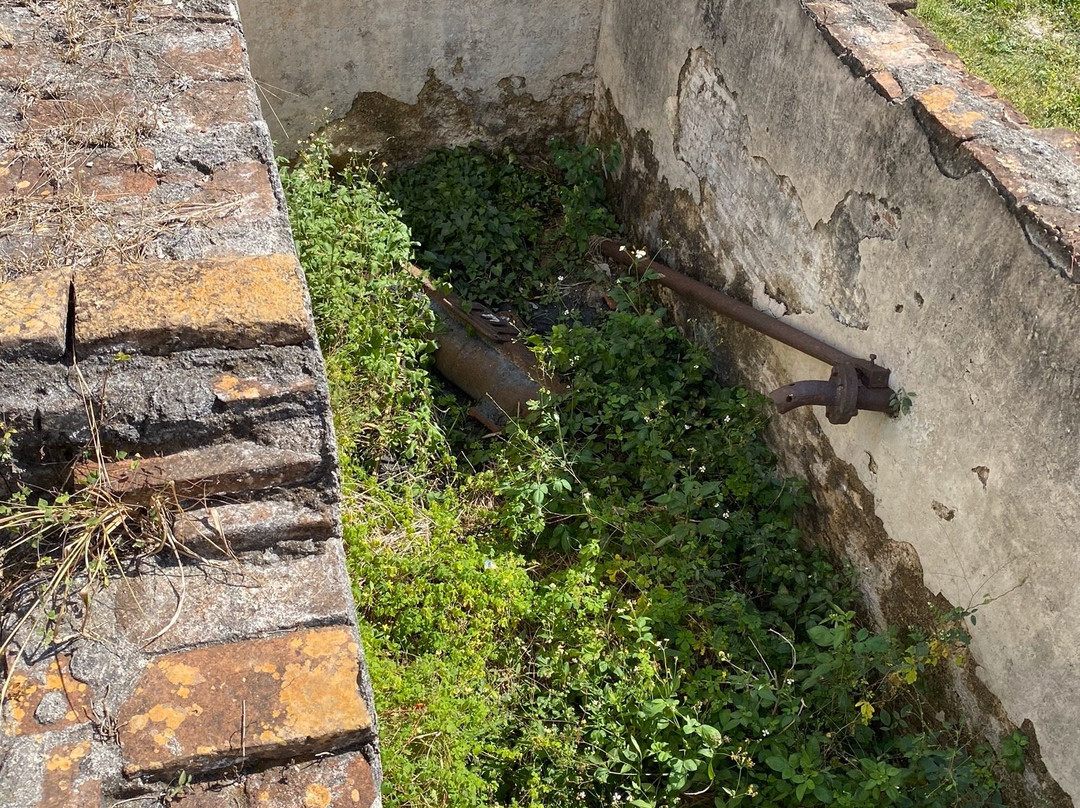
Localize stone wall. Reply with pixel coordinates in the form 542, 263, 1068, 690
236, 0, 605, 163
590, 0, 1080, 804
0, 1, 377, 805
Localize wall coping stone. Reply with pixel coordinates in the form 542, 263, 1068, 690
803, 0, 1080, 280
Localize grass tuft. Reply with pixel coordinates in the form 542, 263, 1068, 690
916, 0, 1080, 130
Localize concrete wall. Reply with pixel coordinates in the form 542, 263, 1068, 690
237, 0, 605, 161
590, 0, 1080, 804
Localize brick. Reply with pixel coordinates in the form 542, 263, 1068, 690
73, 254, 310, 356
22, 93, 154, 146
913, 85, 986, 140
192, 160, 280, 224
173, 499, 335, 555
99, 547, 354, 653
2, 654, 93, 737
161, 30, 247, 82
0, 42, 55, 88
0, 152, 49, 196
117, 627, 373, 777
174, 750, 376, 807
212, 372, 315, 405
166, 80, 254, 132
867, 70, 903, 102
0, 268, 69, 359
75, 441, 321, 501
38, 740, 101, 808
73, 154, 159, 200
1035, 127, 1080, 171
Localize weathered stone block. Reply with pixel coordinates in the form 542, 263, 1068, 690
161, 29, 248, 82
37, 740, 101, 808
73, 154, 159, 201
0, 269, 69, 359
212, 372, 316, 406
174, 749, 376, 807
167, 80, 256, 132
173, 499, 335, 555
95, 546, 355, 653
117, 627, 373, 777
191, 159, 281, 225
73, 254, 310, 356
1, 654, 93, 738
76, 441, 322, 501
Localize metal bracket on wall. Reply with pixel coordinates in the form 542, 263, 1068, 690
594, 239, 898, 425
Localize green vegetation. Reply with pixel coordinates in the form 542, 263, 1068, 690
915, 0, 1080, 130
281, 140, 1008, 807
387, 142, 618, 313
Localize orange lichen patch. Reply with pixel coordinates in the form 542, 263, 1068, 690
38, 741, 101, 808
0, 268, 70, 359
915, 85, 985, 138
118, 627, 372, 776
160, 661, 204, 688
73, 254, 310, 357
212, 373, 315, 404
304, 783, 333, 808
45, 740, 91, 773
2, 654, 93, 737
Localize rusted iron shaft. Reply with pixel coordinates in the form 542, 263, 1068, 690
770, 379, 894, 416
409, 264, 564, 432
595, 238, 891, 389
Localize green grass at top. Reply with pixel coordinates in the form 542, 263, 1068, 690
915, 0, 1080, 130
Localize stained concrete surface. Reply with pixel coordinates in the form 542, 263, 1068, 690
237, 0, 605, 159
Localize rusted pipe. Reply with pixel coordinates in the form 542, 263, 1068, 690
770, 378, 894, 422
594, 238, 891, 389
594, 239, 899, 423
409, 265, 564, 431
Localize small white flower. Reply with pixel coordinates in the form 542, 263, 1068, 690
762, 729, 770, 737
633, 248, 647, 259
723, 415, 731, 424
723, 511, 730, 519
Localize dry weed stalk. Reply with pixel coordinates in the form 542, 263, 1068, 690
0, 361, 201, 705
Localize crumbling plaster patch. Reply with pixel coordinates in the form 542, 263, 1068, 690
673, 48, 901, 328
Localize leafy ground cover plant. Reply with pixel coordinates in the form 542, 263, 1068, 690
281, 140, 1007, 808
387, 141, 618, 314
915, 0, 1080, 130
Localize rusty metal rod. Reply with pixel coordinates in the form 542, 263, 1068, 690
595, 238, 891, 389
770, 379, 894, 416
